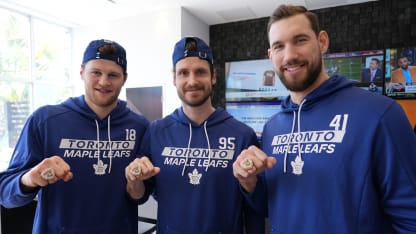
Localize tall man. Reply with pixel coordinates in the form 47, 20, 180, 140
0, 39, 149, 234
125, 37, 264, 233
233, 5, 416, 234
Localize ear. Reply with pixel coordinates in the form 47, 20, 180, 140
80, 68, 85, 80
212, 69, 217, 86
318, 30, 329, 54
123, 73, 128, 84
267, 48, 273, 64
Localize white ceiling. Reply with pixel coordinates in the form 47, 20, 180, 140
0, 0, 376, 27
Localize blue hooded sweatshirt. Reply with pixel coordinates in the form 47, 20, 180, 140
0, 95, 149, 234
254, 75, 416, 233
139, 107, 262, 234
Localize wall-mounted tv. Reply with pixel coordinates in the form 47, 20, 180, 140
225, 59, 289, 102
323, 50, 385, 94
226, 101, 281, 139
384, 47, 416, 99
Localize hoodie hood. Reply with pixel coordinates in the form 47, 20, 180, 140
171, 106, 233, 127
279, 75, 354, 173
62, 95, 131, 174
281, 75, 355, 112
62, 95, 130, 121
170, 107, 233, 175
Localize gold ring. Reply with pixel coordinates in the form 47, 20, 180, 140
240, 158, 253, 170
41, 168, 55, 180
131, 166, 142, 176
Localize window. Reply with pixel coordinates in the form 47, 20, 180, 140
0, 7, 73, 171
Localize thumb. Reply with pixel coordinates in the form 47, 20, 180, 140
266, 157, 277, 169
153, 167, 161, 175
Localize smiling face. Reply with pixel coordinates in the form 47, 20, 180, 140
369, 59, 379, 71
398, 57, 409, 70
173, 57, 216, 108
268, 14, 329, 98
81, 59, 127, 117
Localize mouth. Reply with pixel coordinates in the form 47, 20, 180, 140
186, 89, 202, 94
283, 63, 305, 70
95, 88, 112, 94
282, 63, 306, 75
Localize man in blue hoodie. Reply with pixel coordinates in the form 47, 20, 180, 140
125, 36, 264, 233
0, 39, 149, 234
233, 4, 416, 234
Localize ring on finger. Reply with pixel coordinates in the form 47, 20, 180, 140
131, 166, 142, 176
240, 158, 253, 170
41, 167, 55, 180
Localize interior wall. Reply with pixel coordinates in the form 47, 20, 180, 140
71, 7, 183, 222
209, 0, 416, 123
181, 7, 210, 44
72, 7, 210, 117
70, 6, 210, 221
72, 7, 182, 116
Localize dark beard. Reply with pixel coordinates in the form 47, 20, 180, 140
178, 90, 212, 107
278, 58, 322, 92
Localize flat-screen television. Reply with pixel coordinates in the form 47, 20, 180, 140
225, 59, 289, 102
323, 50, 385, 94
226, 101, 281, 139
384, 47, 416, 99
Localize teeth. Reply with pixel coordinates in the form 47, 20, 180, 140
286, 67, 299, 71
285, 64, 302, 71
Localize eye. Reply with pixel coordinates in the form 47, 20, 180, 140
108, 73, 121, 79
272, 43, 283, 52
177, 70, 189, 77
91, 70, 101, 76
295, 36, 308, 44
195, 69, 208, 76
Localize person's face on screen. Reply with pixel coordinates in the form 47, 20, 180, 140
81, 59, 126, 113
174, 57, 216, 108
398, 57, 409, 70
268, 14, 328, 92
370, 60, 379, 70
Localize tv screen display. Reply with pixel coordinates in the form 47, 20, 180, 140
323, 50, 384, 94
225, 59, 289, 102
384, 47, 416, 99
226, 101, 281, 139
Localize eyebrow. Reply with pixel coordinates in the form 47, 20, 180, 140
271, 33, 311, 47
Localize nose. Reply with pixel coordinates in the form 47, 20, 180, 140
187, 72, 198, 85
98, 75, 111, 86
282, 44, 299, 64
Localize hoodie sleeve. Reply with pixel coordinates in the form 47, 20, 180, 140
240, 130, 268, 232
239, 130, 268, 216
240, 173, 268, 216
135, 127, 156, 205
243, 196, 266, 234
374, 101, 416, 232
0, 115, 42, 208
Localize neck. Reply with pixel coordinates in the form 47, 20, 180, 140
182, 101, 215, 125
84, 98, 117, 120
290, 73, 329, 104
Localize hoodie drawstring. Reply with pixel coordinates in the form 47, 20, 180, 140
181, 121, 211, 176
283, 99, 306, 173
283, 112, 296, 173
295, 101, 305, 162
94, 116, 112, 175
107, 116, 112, 173
203, 121, 211, 172
181, 123, 193, 176
95, 119, 100, 168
